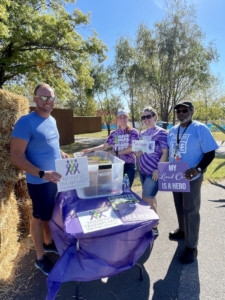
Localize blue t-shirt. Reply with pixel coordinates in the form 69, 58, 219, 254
167, 121, 218, 178
11, 111, 61, 184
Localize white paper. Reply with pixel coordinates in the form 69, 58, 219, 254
55, 157, 90, 192
132, 140, 155, 153
77, 207, 123, 233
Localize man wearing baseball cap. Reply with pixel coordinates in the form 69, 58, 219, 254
167, 100, 218, 264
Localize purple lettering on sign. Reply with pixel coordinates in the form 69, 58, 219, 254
158, 162, 190, 192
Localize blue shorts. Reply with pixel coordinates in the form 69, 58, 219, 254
139, 172, 159, 198
27, 182, 58, 221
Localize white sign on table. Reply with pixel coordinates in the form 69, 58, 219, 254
132, 140, 155, 153
77, 207, 123, 233
55, 157, 90, 192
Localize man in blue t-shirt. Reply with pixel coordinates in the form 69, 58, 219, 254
167, 101, 218, 264
10, 83, 68, 275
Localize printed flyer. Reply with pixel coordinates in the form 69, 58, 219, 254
77, 207, 123, 233
117, 202, 159, 223
158, 162, 190, 192
132, 140, 155, 154
108, 194, 140, 210
55, 157, 90, 192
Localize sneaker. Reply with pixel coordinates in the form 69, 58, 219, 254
169, 229, 184, 240
152, 227, 159, 238
180, 247, 198, 264
35, 255, 54, 275
43, 241, 58, 254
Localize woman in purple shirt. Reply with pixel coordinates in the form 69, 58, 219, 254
83, 110, 139, 187
135, 107, 168, 236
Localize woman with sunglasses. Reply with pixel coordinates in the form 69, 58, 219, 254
82, 110, 139, 187
135, 107, 169, 237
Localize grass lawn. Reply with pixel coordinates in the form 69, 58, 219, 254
61, 130, 225, 189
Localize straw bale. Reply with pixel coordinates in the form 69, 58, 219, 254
14, 178, 32, 238
0, 236, 33, 293
0, 89, 29, 133
0, 185, 20, 283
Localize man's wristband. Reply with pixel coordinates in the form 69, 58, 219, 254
115, 150, 119, 156
39, 170, 45, 178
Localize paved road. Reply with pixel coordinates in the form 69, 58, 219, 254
2, 179, 225, 300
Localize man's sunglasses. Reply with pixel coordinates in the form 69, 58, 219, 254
176, 109, 189, 114
141, 114, 152, 121
35, 95, 55, 102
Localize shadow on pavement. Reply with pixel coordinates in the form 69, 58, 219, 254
152, 242, 200, 300
65, 244, 152, 300
208, 180, 225, 190
208, 199, 225, 208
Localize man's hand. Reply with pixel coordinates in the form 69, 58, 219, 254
43, 171, 62, 183
185, 168, 200, 180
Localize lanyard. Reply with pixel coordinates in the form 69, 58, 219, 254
174, 121, 192, 158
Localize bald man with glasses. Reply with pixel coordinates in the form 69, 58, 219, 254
10, 83, 68, 275
167, 101, 218, 264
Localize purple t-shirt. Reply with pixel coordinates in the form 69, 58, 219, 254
138, 126, 168, 175
105, 128, 139, 164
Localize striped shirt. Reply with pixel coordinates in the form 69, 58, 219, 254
106, 128, 139, 163
138, 126, 168, 175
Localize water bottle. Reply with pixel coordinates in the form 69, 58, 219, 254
123, 174, 130, 192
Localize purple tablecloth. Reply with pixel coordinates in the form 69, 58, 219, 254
46, 190, 158, 300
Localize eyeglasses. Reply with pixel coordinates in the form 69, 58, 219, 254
176, 109, 189, 114
35, 95, 55, 102
141, 114, 152, 121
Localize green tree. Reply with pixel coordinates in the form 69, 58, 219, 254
89, 65, 123, 135
0, 0, 107, 97
66, 85, 97, 116
191, 75, 225, 123
114, 37, 145, 127
135, 0, 218, 127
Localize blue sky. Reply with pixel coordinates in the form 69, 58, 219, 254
67, 0, 225, 79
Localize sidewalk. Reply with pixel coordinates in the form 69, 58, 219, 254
1, 180, 225, 299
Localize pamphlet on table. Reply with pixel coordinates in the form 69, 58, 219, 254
77, 206, 123, 234
117, 202, 159, 222
108, 193, 140, 210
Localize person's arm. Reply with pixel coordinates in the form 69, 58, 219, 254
152, 148, 168, 181
10, 137, 61, 183
60, 150, 69, 159
82, 142, 110, 154
185, 150, 215, 179
114, 145, 133, 156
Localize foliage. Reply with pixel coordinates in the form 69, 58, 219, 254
139, 0, 218, 126
114, 36, 147, 126
65, 86, 97, 116
191, 75, 225, 123
89, 65, 123, 135
0, 0, 107, 101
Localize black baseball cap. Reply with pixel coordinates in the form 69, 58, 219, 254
174, 101, 194, 110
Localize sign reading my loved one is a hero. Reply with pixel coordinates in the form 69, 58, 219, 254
158, 162, 190, 192
55, 157, 90, 192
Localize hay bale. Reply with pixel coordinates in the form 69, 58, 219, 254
0, 182, 20, 283
0, 89, 29, 134
0, 90, 32, 288
14, 178, 32, 238
0, 140, 24, 182
0, 90, 29, 183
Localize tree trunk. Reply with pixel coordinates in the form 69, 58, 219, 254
107, 124, 111, 136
